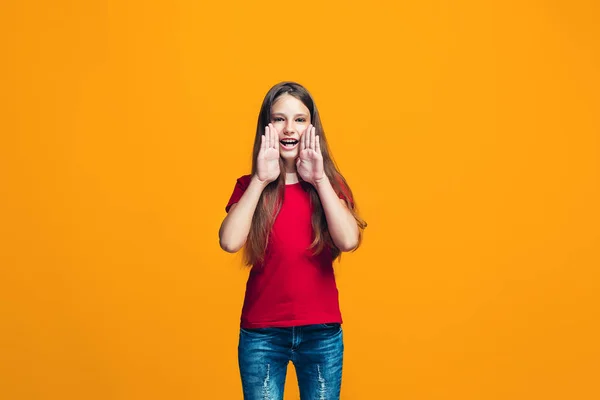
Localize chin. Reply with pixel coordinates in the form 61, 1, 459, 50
280, 151, 298, 162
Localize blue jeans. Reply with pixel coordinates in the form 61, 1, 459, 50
238, 323, 344, 400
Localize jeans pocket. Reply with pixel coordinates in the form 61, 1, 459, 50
239, 327, 281, 337
319, 323, 341, 329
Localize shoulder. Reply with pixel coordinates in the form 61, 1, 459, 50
225, 174, 253, 213
235, 174, 253, 189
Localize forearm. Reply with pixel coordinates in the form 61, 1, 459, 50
314, 175, 359, 252
219, 175, 268, 253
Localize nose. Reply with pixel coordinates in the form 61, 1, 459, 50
283, 120, 295, 135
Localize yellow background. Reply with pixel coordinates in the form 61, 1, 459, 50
2, 0, 599, 399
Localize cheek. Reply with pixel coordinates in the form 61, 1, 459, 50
271, 121, 285, 130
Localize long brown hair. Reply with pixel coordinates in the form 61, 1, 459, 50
244, 81, 367, 266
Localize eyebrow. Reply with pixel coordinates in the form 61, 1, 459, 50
271, 113, 309, 117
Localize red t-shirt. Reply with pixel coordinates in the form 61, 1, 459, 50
225, 174, 343, 329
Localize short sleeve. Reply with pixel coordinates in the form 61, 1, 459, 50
225, 175, 252, 213
335, 176, 355, 208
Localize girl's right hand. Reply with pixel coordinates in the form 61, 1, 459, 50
256, 123, 281, 184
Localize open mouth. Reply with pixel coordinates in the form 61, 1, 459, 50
280, 139, 299, 149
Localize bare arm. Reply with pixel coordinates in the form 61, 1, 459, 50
218, 175, 268, 253
219, 124, 281, 253
296, 124, 360, 252
315, 175, 360, 252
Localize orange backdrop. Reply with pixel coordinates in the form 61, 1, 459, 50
2, 0, 599, 399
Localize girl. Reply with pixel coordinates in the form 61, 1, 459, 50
219, 81, 366, 400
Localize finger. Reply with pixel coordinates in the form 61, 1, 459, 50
265, 125, 270, 148
266, 124, 271, 148
266, 125, 271, 151
261, 133, 265, 152
267, 124, 272, 148
300, 125, 306, 151
270, 123, 277, 149
310, 126, 316, 150
315, 134, 321, 154
305, 124, 312, 150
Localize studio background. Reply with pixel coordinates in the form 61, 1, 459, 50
2, 1, 599, 399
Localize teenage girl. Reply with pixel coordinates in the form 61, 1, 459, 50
219, 81, 366, 400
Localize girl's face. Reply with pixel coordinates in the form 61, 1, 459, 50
270, 94, 311, 163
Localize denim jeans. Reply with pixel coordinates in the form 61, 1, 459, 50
238, 323, 344, 400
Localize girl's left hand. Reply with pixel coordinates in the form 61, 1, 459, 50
296, 125, 325, 186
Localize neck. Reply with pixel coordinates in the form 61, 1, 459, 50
282, 161, 299, 184
284, 172, 299, 185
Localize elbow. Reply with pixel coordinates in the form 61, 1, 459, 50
336, 237, 359, 253
338, 243, 358, 253
219, 238, 244, 253
218, 222, 245, 253
334, 224, 360, 252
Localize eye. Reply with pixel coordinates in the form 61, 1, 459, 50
296, 118, 306, 123
272, 117, 284, 122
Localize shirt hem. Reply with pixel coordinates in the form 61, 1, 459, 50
240, 317, 343, 329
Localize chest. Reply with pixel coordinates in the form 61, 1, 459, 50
269, 185, 314, 249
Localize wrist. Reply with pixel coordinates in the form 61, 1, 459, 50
252, 174, 271, 188
313, 174, 330, 188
